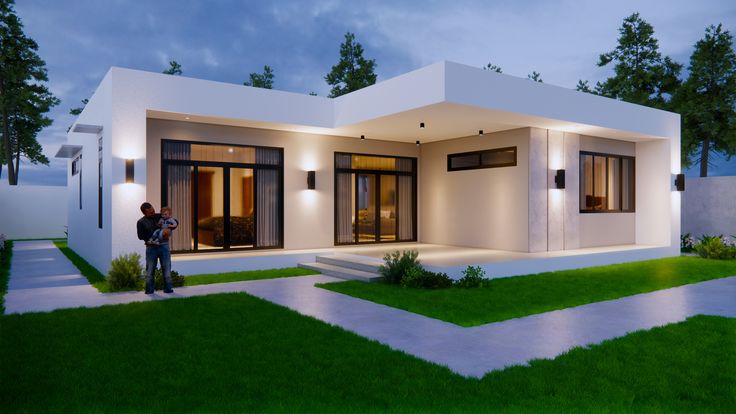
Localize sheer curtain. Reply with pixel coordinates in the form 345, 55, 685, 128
162, 141, 192, 251
335, 154, 353, 243
256, 148, 281, 247
398, 175, 413, 240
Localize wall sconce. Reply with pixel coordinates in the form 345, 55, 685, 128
307, 170, 316, 190
675, 173, 685, 191
479, 130, 484, 136
360, 135, 365, 140
419, 122, 425, 129
415, 140, 420, 146
125, 159, 135, 183
554, 169, 565, 189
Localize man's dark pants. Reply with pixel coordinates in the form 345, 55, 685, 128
145, 244, 173, 293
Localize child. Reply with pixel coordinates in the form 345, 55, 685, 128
148, 206, 178, 245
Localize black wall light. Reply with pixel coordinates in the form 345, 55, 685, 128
554, 169, 565, 189
416, 140, 420, 146
419, 122, 425, 129
307, 170, 316, 190
479, 129, 484, 136
125, 159, 134, 183
360, 135, 365, 140
675, 173, 685, 192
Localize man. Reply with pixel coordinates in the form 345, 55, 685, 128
136, 202, 175, 294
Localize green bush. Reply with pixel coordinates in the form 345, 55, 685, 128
681, 233, 696, 252
455, 265, 491, 288
379, 250, 420, 284
694, 236, 736, 260
108, 253, 144, 291
400, 267, 453, 289
153, 268, 185, 290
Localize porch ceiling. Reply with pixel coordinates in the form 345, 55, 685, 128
148, 102, 660, 145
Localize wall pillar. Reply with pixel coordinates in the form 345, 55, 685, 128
563, 132, 580, 249
528, 128, 548, 252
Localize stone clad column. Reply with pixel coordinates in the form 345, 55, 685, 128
528, 128, 548, 252
563, 132, 580, 250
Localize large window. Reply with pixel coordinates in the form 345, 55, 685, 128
161, 140, 283, 253
447, 147, 517, 171
335, 153, 417, 245
580, 151, 634, 213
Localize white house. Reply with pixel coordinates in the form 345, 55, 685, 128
58, 61, 681, 278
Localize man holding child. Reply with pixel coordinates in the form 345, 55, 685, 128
136, 202, 177, 294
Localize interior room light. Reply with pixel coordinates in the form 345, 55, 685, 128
307, 171, 316, 190
675, 174, 685, 192
228, 147, 234, 153
554, 169, 565, 189
125, 159, 135, 183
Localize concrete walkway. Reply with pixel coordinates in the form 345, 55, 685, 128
5, 240, 736, 378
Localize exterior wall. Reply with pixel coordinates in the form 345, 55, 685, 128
419, 128, 530, 251
147, 119, 419, 251
682, 176, 736, 238
578, 135, 636, 247
0, 184, 67, 239
67, 72, 113, 273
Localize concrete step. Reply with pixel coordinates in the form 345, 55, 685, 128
315, 254, 382, 274
298, 262, 382, 283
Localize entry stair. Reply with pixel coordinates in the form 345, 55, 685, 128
299, 254, 383, 283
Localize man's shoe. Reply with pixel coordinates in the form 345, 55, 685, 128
164, 289, 174, 294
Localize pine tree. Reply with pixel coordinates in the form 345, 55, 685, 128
527, 71, 543, 82
593, 13, 681, 108
483, 62, 503, 73
0, 0, 59, 184
163, 60, 182, 75
244, 65, 274, 89
325, 32, 377, 98
673, 24, 736, 176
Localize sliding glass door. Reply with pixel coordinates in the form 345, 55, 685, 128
335, 153, 416, 245
162, 140, 282, 253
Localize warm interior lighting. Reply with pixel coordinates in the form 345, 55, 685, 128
227, 147, 234, 153
554, 169, 565, 189
125, 159, 135, 183
675, 174, 685, 192
307, 170, 316, 190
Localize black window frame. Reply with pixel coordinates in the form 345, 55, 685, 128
160, 139, 284, 254
72, 155, 82, 210
579, 151, 635, 213
98, 137, 103, 229
447, 146, 517, 171
333, 152, 418, 246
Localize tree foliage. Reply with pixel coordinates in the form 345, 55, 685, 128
579, 13, 681, 108
528, 71, 543, 82
162, 60, 182, 75
0, 0, 59, 184
325, 32, 377, 98
483, 62, 503, 73
244, 65, 274, 89
673, 24, 736, 176
69, 98, 88, 116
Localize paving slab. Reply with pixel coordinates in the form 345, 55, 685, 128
4, 240, 736, 378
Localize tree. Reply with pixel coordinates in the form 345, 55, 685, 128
244, 65, 274, 89
483, 62, 503, 73
575, 79, 595, 93
69, 98, 89, 116
0, 0, 59, 184
673, 24, 736, 177
591, 13, 681, 108
325, 32, 377, 97
163, 60, 182, 75
527, 71, 543, 82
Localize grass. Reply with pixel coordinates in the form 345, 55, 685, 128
53, 240, 316, 292
183, 267, 317, 286
53, 240, 108, 291
0, 294, 733, 413
319, 256, 736, 327
0, 240, 12, 313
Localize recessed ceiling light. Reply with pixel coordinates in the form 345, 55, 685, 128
227, 148, 234, 153
184, 116, 191, 120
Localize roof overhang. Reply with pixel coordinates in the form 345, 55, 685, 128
55, 144, 83, 159
72, 124, 103, 134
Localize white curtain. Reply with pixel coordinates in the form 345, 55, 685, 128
398, 175, 413, 240
162, 141, 192, 251
256, 148, 281, 247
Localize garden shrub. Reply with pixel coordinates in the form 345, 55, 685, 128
108, 253, 144, 291
455, 265, 491, 288
694, 235, 736, 260
379, 250, 420, 284
681, 233, 696, 252
153, 268, 185, 290
400, 266, 453, 289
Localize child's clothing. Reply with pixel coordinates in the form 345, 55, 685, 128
148, 217, 178, 245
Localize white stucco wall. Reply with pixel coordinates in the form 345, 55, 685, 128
419, 128, 530, 251
0, 184, 67, 239
682, 176, 736, 237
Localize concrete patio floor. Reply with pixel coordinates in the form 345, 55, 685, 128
5, 240, 736, 378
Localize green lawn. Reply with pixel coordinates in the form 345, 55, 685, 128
318, 256, 736, 327
1, 294, 733, 413
53, 240, 316, 292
